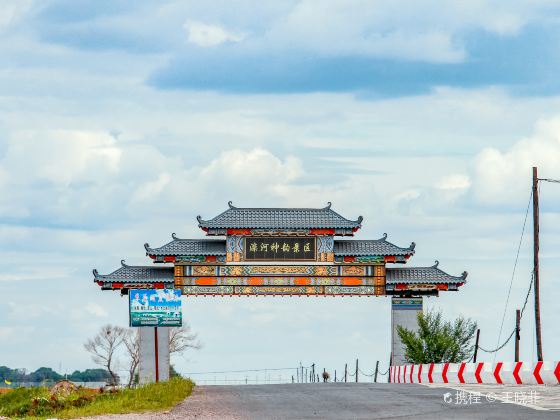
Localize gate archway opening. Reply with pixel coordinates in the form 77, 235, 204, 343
93, 203, 467, 383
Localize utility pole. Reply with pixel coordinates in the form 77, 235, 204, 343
515, 309, 521, 362
374, 361, 379, 383
473, 329, 480, 363
334, 370, 337, 382
533, 166, 543, 361
344, 363, 348, 382
355, 359, 359, 383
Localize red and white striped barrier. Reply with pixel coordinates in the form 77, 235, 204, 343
389, 361, 560, 385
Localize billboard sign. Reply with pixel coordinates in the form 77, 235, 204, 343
244, 237, 316, 261
129, 289, 182, 327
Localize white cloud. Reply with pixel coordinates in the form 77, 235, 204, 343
198, 148, 303, 195
0, 326, 35, 340
0, 267, 70, 282
267, 1, 465, 62
0, 0, 32, 30
436, 174, 471, 191
85, 303, 109, 317
472, 117, 560, 206
131, 172, 171, 203
7, 302, 55, 320
259, 0, 555, 63
3, 130, 121, 188
184, 20, 245, 47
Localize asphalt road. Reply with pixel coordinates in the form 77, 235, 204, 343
161, 383, 558, 419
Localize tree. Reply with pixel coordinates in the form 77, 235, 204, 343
169, 325, 201, 355
28, 367, 62, 382
123, 329, 140, 388
397, 310, 477, 364
169, 365, 182, 378
67, 369, 112, 382
84, 324, 126, 385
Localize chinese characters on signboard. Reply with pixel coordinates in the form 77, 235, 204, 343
129, 289, 182, 327
244, 237, 316, 261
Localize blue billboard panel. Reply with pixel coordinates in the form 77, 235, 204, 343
129, 289, 182, 327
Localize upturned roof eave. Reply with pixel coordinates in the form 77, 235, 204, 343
93, 261, 174, 283
144, 236, 227, 257
196, 202, 363, 230
385, 262, 468, 284
333, 235, 416, 257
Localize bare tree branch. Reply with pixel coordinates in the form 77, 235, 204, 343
123, 329, 140, 388
169, 324, 201, 355
84, 324, 126, 385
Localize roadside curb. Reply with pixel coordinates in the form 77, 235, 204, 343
390, 361, 560, 385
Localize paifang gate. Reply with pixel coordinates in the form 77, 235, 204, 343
92, 202, 467, 377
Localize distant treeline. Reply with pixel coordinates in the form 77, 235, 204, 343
0, 366, 113, 383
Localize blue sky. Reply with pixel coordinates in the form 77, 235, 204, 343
1, 1, 560, 381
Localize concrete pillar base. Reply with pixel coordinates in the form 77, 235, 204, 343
391, 297, 423, 366
138, 327, 170, 384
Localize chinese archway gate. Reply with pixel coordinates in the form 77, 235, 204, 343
93, 203, 467, 382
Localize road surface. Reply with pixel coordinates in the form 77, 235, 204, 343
90, 383, 560, 419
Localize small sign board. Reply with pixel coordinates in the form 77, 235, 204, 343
129, 289, 182, 327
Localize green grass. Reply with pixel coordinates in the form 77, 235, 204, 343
0, 377, 195, 419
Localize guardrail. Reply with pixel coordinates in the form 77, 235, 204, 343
390, 361, 560, 385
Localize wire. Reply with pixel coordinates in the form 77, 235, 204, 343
538, 178, 560, 184
184, 366, 310, 375
479, 271, 534, 353
493, 190, 532, 362
479, 329, 516, 353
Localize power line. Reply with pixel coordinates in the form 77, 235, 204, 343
492, 190, 532, 362
491, 174, 560, 359
479, 270, 534, 353
184, 366, 308, 375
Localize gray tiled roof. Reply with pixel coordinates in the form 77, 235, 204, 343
197, 202, 362, 230
334, 234, 415, 256
145, 235, 226, 256
93, 261, 174, 282
386, 262, 467, 284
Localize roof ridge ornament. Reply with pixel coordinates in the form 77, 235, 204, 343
324, 202, 332, 210
432, 260, 440, 268
357, 216, 363, 224
144, 243, 151, 252
228, 201, 236, 209
381, 233, 388, 240
121, 260, 129, 268
92, 269, 99, 277
409, 242, 416, 251
461, 271, 468, 280
171, 233, 180, 240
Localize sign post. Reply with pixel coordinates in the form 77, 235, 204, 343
131, 289, 182, 384
129, 289, 182, 327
